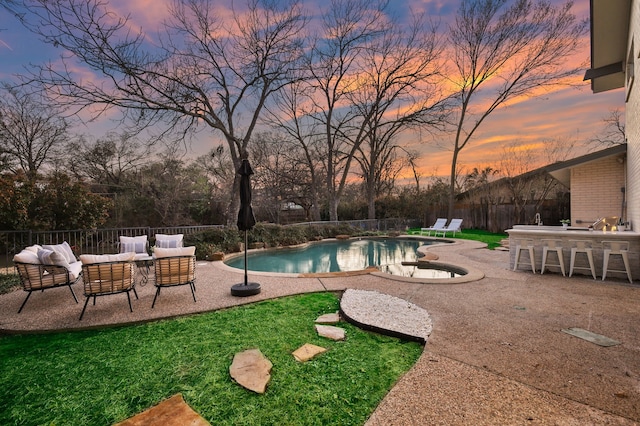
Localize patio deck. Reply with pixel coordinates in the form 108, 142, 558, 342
1, 238, 638, 424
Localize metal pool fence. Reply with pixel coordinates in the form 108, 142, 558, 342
0, 225, 223, 270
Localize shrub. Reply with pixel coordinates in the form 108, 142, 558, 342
248, 223, 281, 247
188, 223, 384, 256
0, 272, 20, 294
186, 228, 242, 254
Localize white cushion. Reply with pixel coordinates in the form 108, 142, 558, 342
43, 242, 76, 263
155, 233, 184, 248
120, 235, 148, 254
37, 248, 71, 269
79, 252, 136, 265
68, 261, 83, 280
153, 246, 196, 258
133, 253, 152, 261
24, 244, 43, 254
60, 242, 76, 262
13, 249, 40, 264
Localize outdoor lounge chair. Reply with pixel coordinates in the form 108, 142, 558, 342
435, 218, 463, 237
79, 254, 138, 320
119, 235, 150, 260
420, 218, 447, 236
154, 233, 184, 248
152, 246, 197, 308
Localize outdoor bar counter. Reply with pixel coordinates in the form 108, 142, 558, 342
506, 225, 640, 281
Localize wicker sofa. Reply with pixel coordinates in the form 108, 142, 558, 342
13, 242, 82, 313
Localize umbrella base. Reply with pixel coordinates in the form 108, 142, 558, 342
231, 282, 261, 297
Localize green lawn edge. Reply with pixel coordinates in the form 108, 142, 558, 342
408, 228, 507, 250
0, 292, 423, 425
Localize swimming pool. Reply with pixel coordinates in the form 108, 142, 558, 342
224, 237, 447, 274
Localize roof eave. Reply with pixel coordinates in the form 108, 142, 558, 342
546, 144, 627, 188
584, 0, 631, 93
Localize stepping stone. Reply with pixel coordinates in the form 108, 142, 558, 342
315, 312, 340, 324
292, 343, 327, 362
340, 289, 432, 343
114, 393, 210, 426
315, 324, 345, 341
229, 349, 272, 394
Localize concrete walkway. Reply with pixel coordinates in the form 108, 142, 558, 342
1, 239, 639, 424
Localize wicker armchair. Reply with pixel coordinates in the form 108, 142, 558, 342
14, 262, 80, 313
80, 260, 138, 320
152, 255, 197, 308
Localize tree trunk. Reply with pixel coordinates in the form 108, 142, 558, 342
448, 148, 460, 220
226, 172, 241, 227
329, 196, 339, 222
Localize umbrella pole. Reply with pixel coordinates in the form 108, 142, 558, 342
244, 229, 248, 286
231, 228, 261, 297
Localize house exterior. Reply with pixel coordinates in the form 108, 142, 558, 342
506, 2, 640, 279
584, 0, 638, 230
546, 144, 627, 227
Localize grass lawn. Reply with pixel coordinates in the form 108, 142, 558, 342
408, 228, 507, 250
0, 292, 423, 425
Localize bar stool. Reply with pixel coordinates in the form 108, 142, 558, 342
569, 239, 596, 279
541, 239, 565, 276
513, 238, 536, 273
602, 240, 633, 283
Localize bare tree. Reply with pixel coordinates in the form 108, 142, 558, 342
301, 0, 387, 222
67, 131, 149, 187
10, 0, 307, 224
356, 131, 419, 219
251, 131, 321, 223
193, 145, 236, 223
350, 12, 448, 219
0, 83, 69, 182
461, 166, 501, 231
265, 80, 325, 221
499, 139, 572, 225
404, 149, 423, 195
589, 108, 626, 147
445, 0, 588, 219
302, 0, 447, 221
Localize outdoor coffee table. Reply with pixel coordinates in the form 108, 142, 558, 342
135, 255, 154, 286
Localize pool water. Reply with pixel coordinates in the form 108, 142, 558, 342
225, 238, 442, 274
380, 262, 465, 279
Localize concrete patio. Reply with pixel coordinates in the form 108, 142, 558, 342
1, 239, 638, 425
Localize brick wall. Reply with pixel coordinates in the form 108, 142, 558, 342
570, 156, 626, 225
627, 1, 640, 231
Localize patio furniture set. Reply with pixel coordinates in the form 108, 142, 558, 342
12, 234, 198, 320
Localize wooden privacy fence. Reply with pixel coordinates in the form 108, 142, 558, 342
424, 200, 570, 234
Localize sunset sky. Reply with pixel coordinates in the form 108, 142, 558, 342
0, 0, 627, 181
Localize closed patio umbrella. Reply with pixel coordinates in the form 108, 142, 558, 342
231, 158, 261, 296
236, 159, 256, 231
